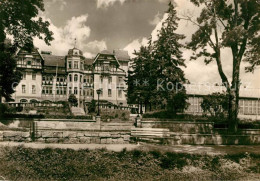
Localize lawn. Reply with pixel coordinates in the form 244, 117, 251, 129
0, 146, 259, 181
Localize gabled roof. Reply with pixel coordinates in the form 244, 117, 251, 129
113, 50, 130, 62
84, 58, 94, 65
16, 47, 44, 61
93, 50, 120, 66
42, 54, 65, 67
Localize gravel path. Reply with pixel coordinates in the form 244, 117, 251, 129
1, 142, 260, 155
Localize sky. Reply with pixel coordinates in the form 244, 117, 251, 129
34, 0, 260, 89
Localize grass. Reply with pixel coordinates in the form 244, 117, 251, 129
0, 146, 259, 181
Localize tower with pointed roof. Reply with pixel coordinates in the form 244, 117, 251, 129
66, 47, 85, 107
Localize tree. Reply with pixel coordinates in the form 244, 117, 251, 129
0, 39, 22, 102
0, 0, 53, 102
88, 99, 96, 113
185, 0, 260, 132
68, 94, 78, 107
126, 44, 157, 111
127, 2, 188, 113
201, 92, 229, 118
152, 2, 188, 112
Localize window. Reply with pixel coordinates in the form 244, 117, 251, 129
49, 88, 52, 94
108, 89, 112, 97
32, 73, 36, 80
80, 75, 82, 82
74, 61, 79, 69
74, 87, 78, 95
42, 87, 45, 94
22, 85, 26, 93
42, 76, 45, 81
69, 74, 72, 82
69, 87, 72, 94
239, 100, 244, 115
64, 89, 67, 95
27, 61, 31, 65
86, 90, 89, 96
57, 88, 60, 95
68, 61, 72, 69
105, 65, 109, 71
258, 101, 260, 115
118, 90, 122, 98
108, 77, 112, 84
32, 85, 36, 94
252, 101, 257, 115
74, 74, 78, 82
84, 78, 86, 83
57, 77, 60, 82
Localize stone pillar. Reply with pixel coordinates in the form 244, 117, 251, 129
96, 116, 101, 130
136, 115, 141, 128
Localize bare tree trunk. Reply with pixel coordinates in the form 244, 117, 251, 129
228, 89, 239, 133
228, 48, 241, 133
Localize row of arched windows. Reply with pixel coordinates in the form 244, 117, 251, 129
68, 74, 82, 82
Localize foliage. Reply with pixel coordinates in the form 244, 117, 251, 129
127, 2, 188, 113
201, 92, 229, 118
0, 0, 53, 102
0, 40, 22, 102
187, 0, 260, 131
0, 103, 8, 118
152, 2, 187, 112
68, 94, 78, 107
88, 99, 96, 113
126, 44, 157, 111
0, 147, 259, 181
101, 109, 130, 122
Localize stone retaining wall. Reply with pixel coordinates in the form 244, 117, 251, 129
131, 133, 260, 145
0, 130, 131, 144
141, 120, 214, 134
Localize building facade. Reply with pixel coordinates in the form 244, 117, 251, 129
13, 47, 129, 109
184, 84, 260, 120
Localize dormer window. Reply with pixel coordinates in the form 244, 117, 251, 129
73, 49, 79, 55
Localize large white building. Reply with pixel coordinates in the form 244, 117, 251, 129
13, 47, 130, 110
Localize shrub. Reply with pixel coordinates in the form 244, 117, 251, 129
88, 100, 96, 113
201, 92, 229, 119
68, 94, 78, 107
0, 147, 258, 181
0, 103, 8, 118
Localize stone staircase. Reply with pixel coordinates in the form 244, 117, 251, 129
71, 107, 85, 116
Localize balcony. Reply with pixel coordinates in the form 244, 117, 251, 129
83, 83, 93, 88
